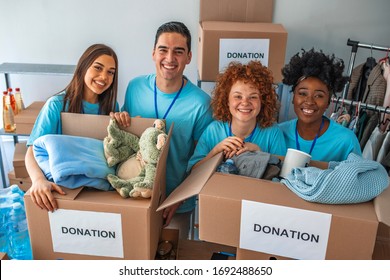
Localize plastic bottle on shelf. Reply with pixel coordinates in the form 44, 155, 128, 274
2, 90, 16, 132
7, 202, 33, 260
14, 88, 25, 112
216, 159, 239, 175
8, 88, 19, 115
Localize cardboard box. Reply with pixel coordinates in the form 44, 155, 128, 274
200, 0, 274, 23
8, 170, 32, 192
197, 21, 287, 82
372, 187, 390, 259
24, 113, 172, 259
0, 252, 9, 260
14, 101, 45, 135
158, 153, 389, 260
13, 142, 28, 178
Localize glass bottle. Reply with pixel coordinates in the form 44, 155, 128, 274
8, 88, 19, 115
14, 88, 25, 112
2, 91, 16, 132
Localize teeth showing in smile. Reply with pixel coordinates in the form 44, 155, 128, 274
238, 109, 251, 113
302, 109, 314, 114
95, 81, 105, 86
164, 65, 176, 69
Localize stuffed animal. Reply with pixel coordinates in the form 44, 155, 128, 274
104, 118, 168, 199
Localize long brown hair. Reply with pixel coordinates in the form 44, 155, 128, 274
61, 44, 118, 115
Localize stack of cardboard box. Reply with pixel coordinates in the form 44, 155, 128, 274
7, 101, 45, 192
9, 142, 31, 192
197, 0, 287, 83
14, 101, 45, 135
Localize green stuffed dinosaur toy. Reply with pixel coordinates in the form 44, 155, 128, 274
104, 118, 168, 199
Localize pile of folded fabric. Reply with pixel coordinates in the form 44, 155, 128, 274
280, 153, 389, 204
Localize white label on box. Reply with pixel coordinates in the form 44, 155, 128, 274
240, 200, 331, 260
49, 209, 123, 258
219, 39, 270, 71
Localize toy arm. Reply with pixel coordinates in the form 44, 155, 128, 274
156, 133, 168, 150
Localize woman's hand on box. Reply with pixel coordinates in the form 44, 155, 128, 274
29, 179, 65, 212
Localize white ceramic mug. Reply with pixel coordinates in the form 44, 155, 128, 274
279, 148, 311, 178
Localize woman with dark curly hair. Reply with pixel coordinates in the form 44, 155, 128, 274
279, 48, 361, 161
187, 60, 286, 171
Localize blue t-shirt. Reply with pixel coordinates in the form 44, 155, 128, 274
278, 117, 362, 162
188, 120, 287, 171
27, 92, 119, 146
122, 74, 213, 213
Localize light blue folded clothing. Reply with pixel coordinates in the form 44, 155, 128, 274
281, 153, 389, 204
33, 134, 115, 191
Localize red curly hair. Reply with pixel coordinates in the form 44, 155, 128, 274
211, 61, 278, 128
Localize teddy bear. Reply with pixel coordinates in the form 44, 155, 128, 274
104, 118, 168, 199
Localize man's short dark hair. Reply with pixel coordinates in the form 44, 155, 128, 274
154, 21, 191, 52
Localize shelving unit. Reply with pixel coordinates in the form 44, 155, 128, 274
0, 62, 75, 89
0, 62, 75, 188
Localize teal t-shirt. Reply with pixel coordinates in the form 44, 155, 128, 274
188, 120, 287, 171
278, 117, 362, 161
27, 92, 119, 146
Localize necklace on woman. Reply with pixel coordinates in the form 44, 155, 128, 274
295, 117, 325, 155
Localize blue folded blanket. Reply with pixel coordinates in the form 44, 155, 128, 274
33, 134, 115, 191
281, 153, 389, 204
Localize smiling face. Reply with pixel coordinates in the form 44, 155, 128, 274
228, 80, 261, 125
152, 32, 192, 85
293, 76, 330, 126
83, 54, 116, 102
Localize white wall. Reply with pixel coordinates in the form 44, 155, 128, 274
0, 0, 389, 108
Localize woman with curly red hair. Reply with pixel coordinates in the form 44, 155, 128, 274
187, 60, 286, 171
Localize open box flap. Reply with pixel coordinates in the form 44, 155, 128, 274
61, 113, 158, 139
25, 186, 84, 201
157, 153, 223, 211
151, 123, 173, 208
374, 184, 390, 226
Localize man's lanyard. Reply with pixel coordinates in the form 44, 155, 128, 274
154, 77, 184, 119
295, 117, 325, 155
229, 122, 257, 143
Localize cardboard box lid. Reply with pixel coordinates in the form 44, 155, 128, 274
61, 112, 158, 140
200, 0, 274, 23
13, 142, 28, 167
157, 153, 222, 211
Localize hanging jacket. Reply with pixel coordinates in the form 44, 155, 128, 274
347, 62, 386, 112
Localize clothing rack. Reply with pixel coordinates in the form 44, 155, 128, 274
331, 96, 390, 114
342, 38, 390, 99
